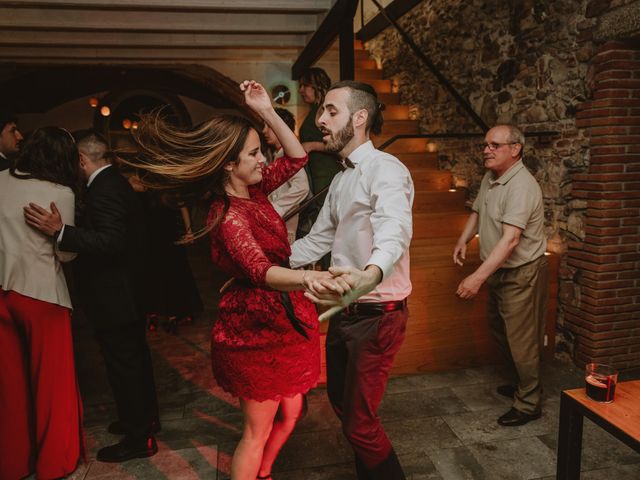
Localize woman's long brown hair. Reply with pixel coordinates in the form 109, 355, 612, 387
125, 110, 254, 232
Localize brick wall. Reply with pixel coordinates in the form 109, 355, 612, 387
567, 41, 640, 370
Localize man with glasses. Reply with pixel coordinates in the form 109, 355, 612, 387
453, 124, 548, 426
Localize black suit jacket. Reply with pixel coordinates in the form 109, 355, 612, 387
60, 166, 145, 328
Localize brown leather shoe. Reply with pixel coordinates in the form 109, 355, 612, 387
497, 408, 541, 427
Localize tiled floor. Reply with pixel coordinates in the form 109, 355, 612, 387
69, 314, 640, 480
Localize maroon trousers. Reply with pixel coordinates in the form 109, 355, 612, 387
326, 305, 408, 480
0, 288, 83, 480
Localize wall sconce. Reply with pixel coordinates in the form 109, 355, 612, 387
122, 118, 132, 130
427, 142, 437, 153
88, 97, 99, 108
100, 106, 111, 117
131, 121, 139, 130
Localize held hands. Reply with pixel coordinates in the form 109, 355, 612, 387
239, 80, 272, 116
304, 265, 382, 321
23, 202, 63, 237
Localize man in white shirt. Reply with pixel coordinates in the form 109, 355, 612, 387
292, 81, 414, 479
0, 111, 23, 171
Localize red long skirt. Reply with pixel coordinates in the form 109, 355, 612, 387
0, 288, 83, 480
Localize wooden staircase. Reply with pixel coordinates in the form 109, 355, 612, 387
319, 42, 558, 376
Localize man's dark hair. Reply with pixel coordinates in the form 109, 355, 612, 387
274, 107, 296, 132
11, 126, 79, 192
74, 129, 111, 164
328, 80, 385, 135
0, 110, 17, 132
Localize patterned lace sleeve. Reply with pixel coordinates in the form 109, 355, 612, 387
260, 154, 308, 195
218, 207, 273, 287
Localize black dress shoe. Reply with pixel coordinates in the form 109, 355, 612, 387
496, 384, 517, 398
497, 407, 541, 427
108, 419, 161, 435
97, 436, 158, 463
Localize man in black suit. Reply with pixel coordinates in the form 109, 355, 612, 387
0, 111, 23, 171
24, 130, 160, 463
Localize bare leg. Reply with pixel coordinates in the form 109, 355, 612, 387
231, 398, 280, 480
257, 394, 304, 478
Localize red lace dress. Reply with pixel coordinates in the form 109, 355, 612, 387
208, 154, 320, 401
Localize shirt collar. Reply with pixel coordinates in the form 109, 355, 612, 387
490, 159, 524, 185
344, 140, 374, 167
87, 164, 112, 187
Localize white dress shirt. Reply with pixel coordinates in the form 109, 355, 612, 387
290, 140, 413, 302
268, 149, 310, 244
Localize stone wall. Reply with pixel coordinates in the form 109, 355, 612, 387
365, 0, 640, 369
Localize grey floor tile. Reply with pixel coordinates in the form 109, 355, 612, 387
466, 436, 556, 480
427, 446, 492, 480
386, 416, 463, 453
399, 451, 444, 479
450, 383, 514, 412
380, 387, 471, 420
387, 369, 485, 394
84, 443, 219, 479
532, 462, 640, 480
442, 406, 556, 445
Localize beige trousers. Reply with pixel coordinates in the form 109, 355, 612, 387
486, 255, 549, 414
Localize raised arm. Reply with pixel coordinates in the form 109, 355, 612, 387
240, 80, 305, 159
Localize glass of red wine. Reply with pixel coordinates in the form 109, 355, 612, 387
585, 363, 618, 403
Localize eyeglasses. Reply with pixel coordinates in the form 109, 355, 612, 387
478, 142, 518, 151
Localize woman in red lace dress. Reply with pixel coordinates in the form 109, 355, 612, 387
130, 81, 348, 480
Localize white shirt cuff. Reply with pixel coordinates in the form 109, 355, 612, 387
366, 250, 395, 281
56, 224, 65, 243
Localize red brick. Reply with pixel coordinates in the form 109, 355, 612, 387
590, 146, 629, 155
567, 258, 635, 272
585, 226, 636, 236
579, 244, 637, 255
581, 277, 635, 289
576, 108, 629, 120
586, 200, 624, 209
589, 154, 640, 164
581, 191, 639, 200
572, 181, 623, 191
594, 70, 633, 82
577, 117, 640, 128
582, 99, 640, 110
623, 182, 640, 190
587, 208, 640, 218
620, 253, 640, 262
596, 79, 640, 89
621, 235, 640, 243
593, 48, 635, 62
585, 217, 620, 227
594, 60, 640, 73
582, 295, 632, 307
618, 270, 640, 279
624, 199, 640, 207
593, 90, 631, 100
580, 270, 618, 281
622, 216, 640, 225
589, 164, 625, 173
590, 135, 640, 146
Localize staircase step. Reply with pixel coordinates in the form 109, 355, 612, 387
365, 78, 392, 93
355, 69, 384, 80
377, 92, 400, 104
355, 49, 371, 60
356, 59, 378, 69
410, 169, 452, 191
412, 189, 467, 212
373, 135, 428, 153
397, 152, 438, 169
381, 104, 410, 120
380, 120, 419, 135
412, 212, 469, 238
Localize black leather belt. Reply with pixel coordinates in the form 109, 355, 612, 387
344, 299, 407, 316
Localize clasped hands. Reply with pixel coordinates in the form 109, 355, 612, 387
301, 266, 380, 321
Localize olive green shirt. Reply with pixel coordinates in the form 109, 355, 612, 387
472, 160, 546, 268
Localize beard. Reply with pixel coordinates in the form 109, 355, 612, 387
323, 119, 354, 153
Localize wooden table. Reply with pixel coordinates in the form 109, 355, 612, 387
557, 380, 640, 479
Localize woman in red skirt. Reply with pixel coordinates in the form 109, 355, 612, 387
0, 127, 83, 479
129, 81, 349, 480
